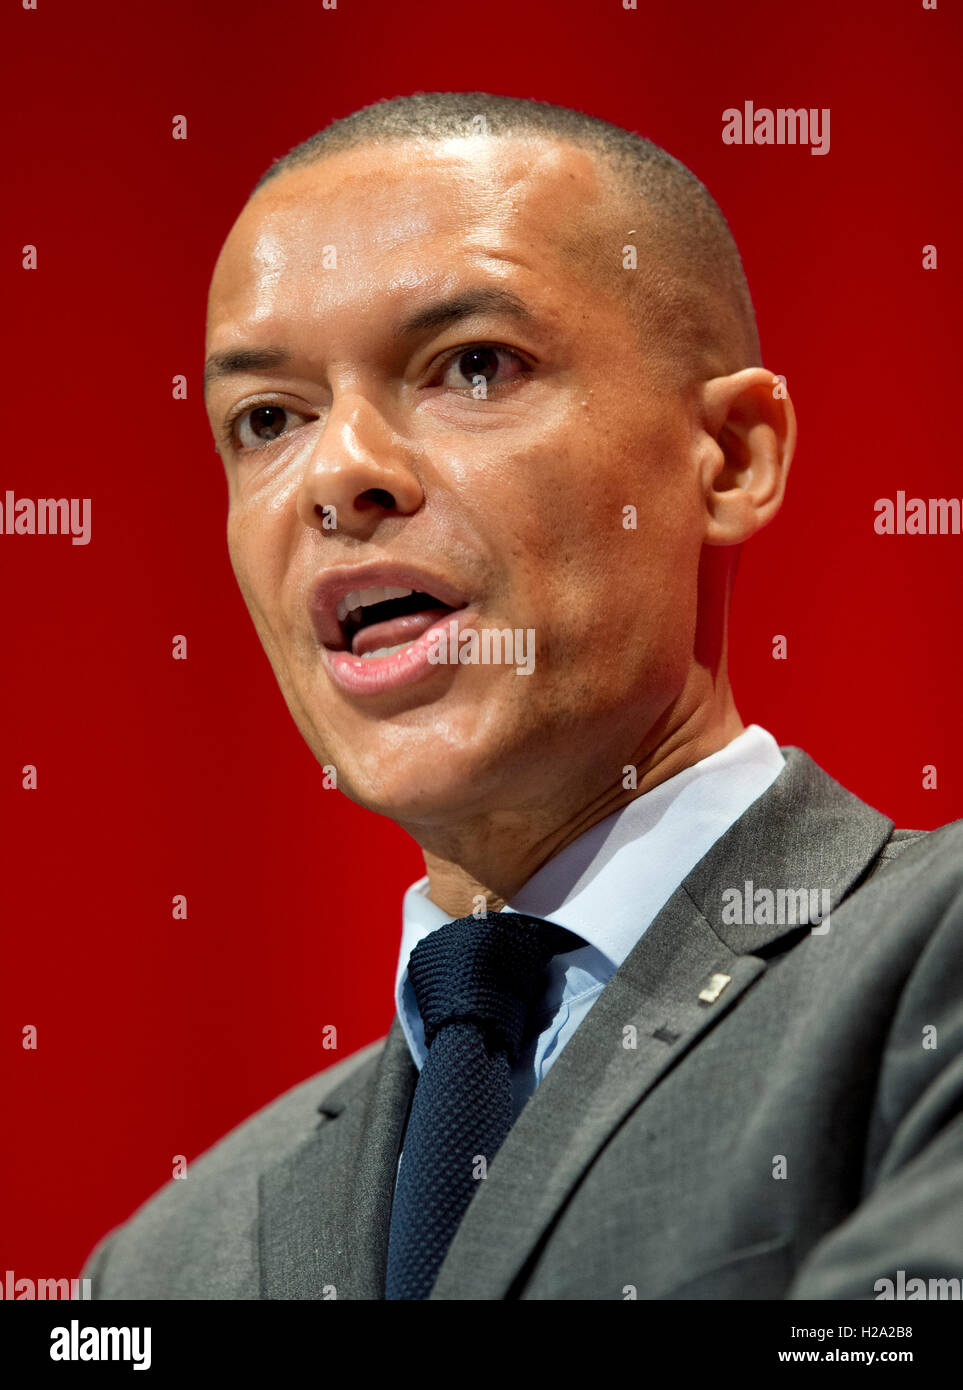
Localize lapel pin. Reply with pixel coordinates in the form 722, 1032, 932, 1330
698, 972, 732, 1004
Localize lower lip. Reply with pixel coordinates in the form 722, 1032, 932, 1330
322, 609, 476, 696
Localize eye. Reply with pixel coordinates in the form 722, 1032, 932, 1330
225, 404, 312, 451
436, 345, 528, 392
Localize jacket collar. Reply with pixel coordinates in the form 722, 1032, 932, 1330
258, 746, 893, 1299
686, 745, 893, 954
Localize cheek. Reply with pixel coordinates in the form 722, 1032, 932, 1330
226, 504, 289, 639
494, 407, 695, 600
226, 514, 259, 613
495, 410, 702, 707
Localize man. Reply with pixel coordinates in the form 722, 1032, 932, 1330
84, 93, 963, 1300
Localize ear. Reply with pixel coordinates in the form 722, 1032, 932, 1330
698, 368, 796, 546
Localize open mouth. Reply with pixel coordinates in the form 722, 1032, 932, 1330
334, 585, 458, 659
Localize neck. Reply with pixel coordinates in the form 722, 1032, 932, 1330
418, 682, 745, 918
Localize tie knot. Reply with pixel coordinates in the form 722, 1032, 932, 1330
407, 912, 582, 1062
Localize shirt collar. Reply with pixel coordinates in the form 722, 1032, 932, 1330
395, 724, 785, 1054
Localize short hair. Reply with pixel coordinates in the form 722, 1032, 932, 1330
249, 92, 761, 381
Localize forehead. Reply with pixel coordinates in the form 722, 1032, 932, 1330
206, 136, 619, 347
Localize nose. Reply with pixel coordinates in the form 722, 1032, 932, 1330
296, 395, 424, 537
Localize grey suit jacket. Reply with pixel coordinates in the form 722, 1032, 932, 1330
83, 748, 963, 1299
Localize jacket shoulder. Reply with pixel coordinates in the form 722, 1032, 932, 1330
83, 1035, 386, 1298
867, 817, 963, 882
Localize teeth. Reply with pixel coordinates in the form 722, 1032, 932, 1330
336, 585, 413, 624
336, 590, 359, 623
357, 584, 413, 607
359, 641, 413, 660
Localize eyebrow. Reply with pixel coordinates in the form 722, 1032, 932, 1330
396, 286, 535, 336
203, 345, 291, 396
203, 286, 536, 397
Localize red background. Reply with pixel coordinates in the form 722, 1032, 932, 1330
2, 0, 961, 1282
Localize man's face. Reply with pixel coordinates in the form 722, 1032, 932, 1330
204, 136, 710, 833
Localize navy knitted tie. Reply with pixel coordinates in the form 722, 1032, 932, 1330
384, 911, 582, 1301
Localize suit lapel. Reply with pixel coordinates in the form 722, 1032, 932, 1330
259, 747, 894, 1300
258, 1018, 416, 1299
429, 747, 894, 1299
684, 744, 894, 956
428, 886, 761, 1298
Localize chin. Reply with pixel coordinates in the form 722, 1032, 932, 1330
341, 780, 478, 830
331, 743, 506, 829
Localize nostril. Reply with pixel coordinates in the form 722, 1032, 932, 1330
357, 487, 397, 511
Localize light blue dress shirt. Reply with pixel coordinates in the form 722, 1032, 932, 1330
395, 724, 786, 1119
